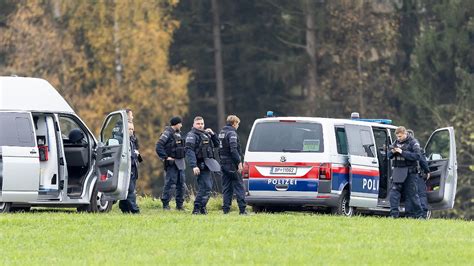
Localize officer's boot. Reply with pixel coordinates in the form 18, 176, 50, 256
192, 204, 201, 215
223, 206, 230, 214
239, 208, 248, 215
176, 203, 185, 211
200, 206, 208, 215
162, 202, 171, 211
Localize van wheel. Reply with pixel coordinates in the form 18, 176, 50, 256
252, 205, 266, 213
77, 185, 113, 213
11, 206, 31, 212
0, 202, 12, 213
332, 189, 354, 216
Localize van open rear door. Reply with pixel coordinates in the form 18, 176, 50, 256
0, 111, 39, 203
95, 110, 131, 201
345, 124, 380, 208
424, 127, 457, 210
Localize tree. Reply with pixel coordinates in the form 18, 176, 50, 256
406, 0, 473, 219
1, 0, 190, 195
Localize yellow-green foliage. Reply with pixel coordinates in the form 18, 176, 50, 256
0, 0, 190, 193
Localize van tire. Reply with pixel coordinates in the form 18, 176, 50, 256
0, 202, 12, 213
332, 189, 354, 216
77, 184, 113, 213
11, 206, 31, 212
252, 205, 266, 213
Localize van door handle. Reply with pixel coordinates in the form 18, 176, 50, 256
30, 150, 37, 154
371, 160, 378, 164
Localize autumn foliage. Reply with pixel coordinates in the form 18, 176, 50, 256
0, 0, 190, 194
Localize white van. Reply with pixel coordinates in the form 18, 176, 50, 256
0, 76, 132, 213
243, 115, 458, 216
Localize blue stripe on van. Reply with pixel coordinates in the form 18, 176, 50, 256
249, 179, 318, 192
332, 172, 349, 191
351, 173, 379, 195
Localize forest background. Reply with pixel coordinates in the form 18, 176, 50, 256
0, 0, 472, 219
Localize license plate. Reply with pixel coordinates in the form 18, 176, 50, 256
270, 167, 297, 175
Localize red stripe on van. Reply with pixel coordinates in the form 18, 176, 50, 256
246, 161, 321, 179
351, 168, 379, 177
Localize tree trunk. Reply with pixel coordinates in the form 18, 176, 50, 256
113, 0, 123, 88
356, 1, 366, 115
211, 0, 226, 129
304, 0, 318, 116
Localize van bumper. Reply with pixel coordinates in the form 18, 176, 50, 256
245, 193, 340, 208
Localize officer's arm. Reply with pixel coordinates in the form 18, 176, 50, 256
185, 134, 198, 168
155, 132, 169, 160
419, 153, 430, 174
210, 132, 220, 147
400, 141, 422, 161
228, 132, 241, 165
387, 149, 395, 159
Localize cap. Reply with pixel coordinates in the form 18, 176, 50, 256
170, 116, 182, 126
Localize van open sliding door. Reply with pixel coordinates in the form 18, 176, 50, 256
0, 111, 39, 202
344, 124, 380, 208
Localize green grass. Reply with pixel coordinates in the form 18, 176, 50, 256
0, 197, 473, 265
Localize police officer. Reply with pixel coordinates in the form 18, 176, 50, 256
156, 116, 186, 211
388, 126, 423, 218
218, 115, 247, 215
185, 116, 220, 215
406, 129, 431, 218
119, 109, 141, 214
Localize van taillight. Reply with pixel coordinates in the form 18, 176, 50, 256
319, 163, 332, 180
242, 162, 249, 179
100, 174, 107, 181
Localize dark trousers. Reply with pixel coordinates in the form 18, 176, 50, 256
405, 175, 429, 218
194, 169, 213, 210
389, 172, 422, 218
119, 165, 140, 213
222, 164, 246, 213
161, 164, 186, 207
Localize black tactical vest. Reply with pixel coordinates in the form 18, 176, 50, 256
164, 128, 185, 159
196, 132, 214, 159
392, 140, 417, 168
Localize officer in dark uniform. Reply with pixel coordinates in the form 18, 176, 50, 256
406, 129, 431, 218
388, 126, 423, 218
185, 116, 220, 215
156, 116, 186, 210
218, 115, 247, 215
119, 110, 141, 214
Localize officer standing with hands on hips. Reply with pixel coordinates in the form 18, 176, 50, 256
388, 126, 423, 218
218, 115, 247, 215
185, 116, 221, 215
156, 116, 186, 211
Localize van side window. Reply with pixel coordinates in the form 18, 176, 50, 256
0, 112, 35, 147
59, 116, 88, 144
335, 127, 348, 155
346, 127, 376, 158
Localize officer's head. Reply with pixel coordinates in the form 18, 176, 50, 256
193, 116, 204, 131
395, 126, 408, 142
126, 108, 133, 123
170, 116, 183, 130
226, 115, 240, 129
128, 121, 134, 136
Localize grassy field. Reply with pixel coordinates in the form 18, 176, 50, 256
0, 197, 473, 265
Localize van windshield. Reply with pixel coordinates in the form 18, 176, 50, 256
248, 121, 324, 152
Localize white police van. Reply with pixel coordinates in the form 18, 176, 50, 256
243, 113, 458, 216
0, 76, 132, 213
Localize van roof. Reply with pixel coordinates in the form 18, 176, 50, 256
0, 76, 75, 113
254, 116, 398, 129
